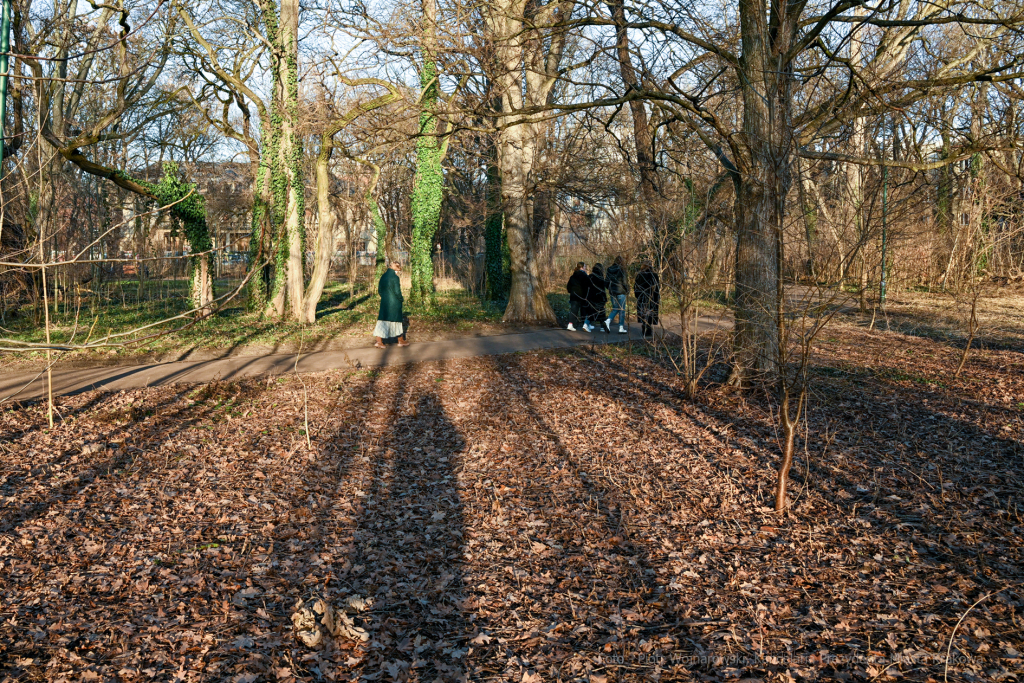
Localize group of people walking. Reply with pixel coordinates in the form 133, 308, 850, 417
371, 257, 662, 348
567, 257, 660, 337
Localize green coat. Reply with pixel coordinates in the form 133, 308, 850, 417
377, 268, 404, 322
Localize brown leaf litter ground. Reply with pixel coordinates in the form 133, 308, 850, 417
1, 325, 1022, 682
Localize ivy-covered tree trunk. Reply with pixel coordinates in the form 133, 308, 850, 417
484, 138, 509, 300
258, 1, 288, 317
150, 163, 215, 314
248, 157, 274, 311
371, 178, 387, 282
280, 0, 305, 320
259, 0, 304, 320
409, 0, 443, 306
191, 252, 214, 315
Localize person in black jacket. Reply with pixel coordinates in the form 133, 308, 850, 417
634, 261, 660, 338
588, 263, 610, 332
566, 262, 591, 331
604, 256, 628, 334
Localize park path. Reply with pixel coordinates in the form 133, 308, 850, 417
0, 315, 730, 403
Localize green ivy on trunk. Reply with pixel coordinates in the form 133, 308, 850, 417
142, 163, 213, 312
247, 160, 273, 311
372, 195, 387, 283
409, 33, 444, 305
484, 167, 509, 300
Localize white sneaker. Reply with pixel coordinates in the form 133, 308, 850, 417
567, 323, 576, 331
604, 318, 612, 329
618, 326, 627, 334
583, 322, 593, 332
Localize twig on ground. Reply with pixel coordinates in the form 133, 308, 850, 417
944, 584, 1020, 683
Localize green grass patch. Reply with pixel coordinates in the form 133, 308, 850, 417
4, 279, 505, 360
694, 289, 733, 309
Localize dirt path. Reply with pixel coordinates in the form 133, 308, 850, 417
0, 316, 730, 403
10, 283, 883, 405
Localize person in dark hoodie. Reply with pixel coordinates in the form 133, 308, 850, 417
604, 255, 628, 334
588, 263, 610, 332
566, 262, 591, 331
634, 260, 660, 338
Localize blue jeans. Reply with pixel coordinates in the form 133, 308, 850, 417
608, 294, 626, 326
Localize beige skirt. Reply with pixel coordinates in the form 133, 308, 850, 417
373, 320, 404, 338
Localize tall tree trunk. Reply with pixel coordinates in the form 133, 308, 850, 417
262, 8, 288, 318
485, 0, 568, 324
241, 94, 275, 314
608, 0, 660, 243
499, 122, 554, 322
730, 0, 795, 382
796, 157, 817, 279
733, 175, 783, 379
280, 0, 305, 320
484, 134, 509, 300
410, 0, 444, 305
259, 0, 304, 320
848, 6, 867, 311
300, 142, 337, 323
295, 85, 401, 320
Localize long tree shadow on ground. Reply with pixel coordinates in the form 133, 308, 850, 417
0, 378, 279, 536
861, 306, 1024, 353
341, 378, 479, 681
0, 364, 386, 679
461, 353, 715, 682
2, 341, 1020, 681
556, 343, 1024, 681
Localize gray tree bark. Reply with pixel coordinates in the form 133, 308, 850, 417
484, 0, 572, 324
729, 0, 796, 381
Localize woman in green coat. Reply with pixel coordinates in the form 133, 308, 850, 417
374, 261, 409, 348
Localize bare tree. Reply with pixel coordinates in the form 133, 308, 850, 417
482, 0, 574, 323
